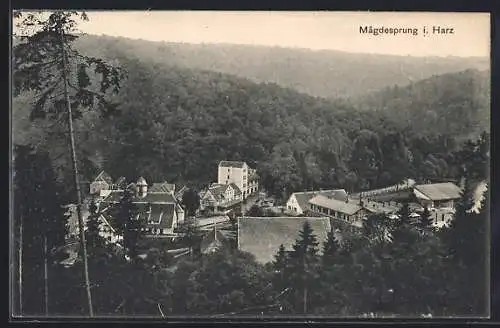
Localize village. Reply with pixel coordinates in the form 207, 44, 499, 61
60, 159, 475, 266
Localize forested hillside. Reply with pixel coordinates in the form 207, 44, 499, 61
12, 55, 490, 199
70, 34, 489, 99
348, 69, 490, 140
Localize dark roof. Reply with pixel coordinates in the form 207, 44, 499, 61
229, 183, 242, 196
93, 171, 113, 184
414, 182, 462, 201
291, 189, 348, 211
102, 191, 177, 204
174, 185, 188, 199
150, 182, 176, 193
238, 217, 331, 263
309, 195, 363, 215
219, 161, 247, 168
102, 203, 175, 230
206, 183, 241, 202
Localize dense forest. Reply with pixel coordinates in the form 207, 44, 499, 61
348, 69, 490, 140
13, 55, 490, 199
71, 34, 489, 99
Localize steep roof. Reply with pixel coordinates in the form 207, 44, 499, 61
102, 203, 175, 230
229, 183, 242, 196
309, 194, 362, 215
291, 189, 348, 211
174, 185, 189, 199
93, 170, 113, 184
102, 191, 177, 204
219, 161, 247, 168
238, 217, 331, 263
150, 182, 176, 193
207, 183, 240, 201
414, 182, 462, 201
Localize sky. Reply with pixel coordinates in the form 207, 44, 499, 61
16, 11, 490, 57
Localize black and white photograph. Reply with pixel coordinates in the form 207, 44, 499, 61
10, 11, 490, 319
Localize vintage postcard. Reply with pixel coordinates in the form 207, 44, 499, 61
10, 11, 490, 320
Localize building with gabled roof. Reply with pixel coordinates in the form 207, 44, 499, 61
100, 177, 185, 236
218, 160, 259, 199
174, 185, 189, 200
308, 194, 367, 228
238, 217, 331, 264
89, 170, 114, 195
286, 189, 348, 215
200, 182, 243, 213
413, 182, 462, 209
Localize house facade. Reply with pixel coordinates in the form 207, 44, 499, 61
89, 171, 114, 195
100, 177, 185, 237
413, 182, 462, 209
200, 183, 242, 213
308, 194, 367, 228
286, 189, 348, 215
217, 161, 259, 199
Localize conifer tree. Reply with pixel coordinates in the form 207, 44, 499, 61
288, 221, 320, 314
13, 11, 125, 316
322, 230, 340, 266
418, 207, 433, 229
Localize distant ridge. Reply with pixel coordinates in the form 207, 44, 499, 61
70, 34, 489, 99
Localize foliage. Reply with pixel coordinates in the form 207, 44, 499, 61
108, 187, 143, 260
12, 11, 125, 195
167, 250, 273, 316
70, 34, 488, 99
13, 48, 489, 200
247, 204, 265, 217
181, 188, 200, 217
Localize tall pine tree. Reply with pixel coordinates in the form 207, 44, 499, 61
287, 221, 320, 314
13, 11, 125, 316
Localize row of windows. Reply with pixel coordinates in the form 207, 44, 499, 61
310, 204, 354, 222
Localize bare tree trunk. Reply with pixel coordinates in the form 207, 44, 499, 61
43, 235, 49, 316
303, 286, 307, 314
60, 29, 94, 317
18, 214, 23, 315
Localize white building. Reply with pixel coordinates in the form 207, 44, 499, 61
217, 161, 259, 199
286, 189, 348, 215
413, 182, 462, 209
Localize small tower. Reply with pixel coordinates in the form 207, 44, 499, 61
137, 177, 148, 198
